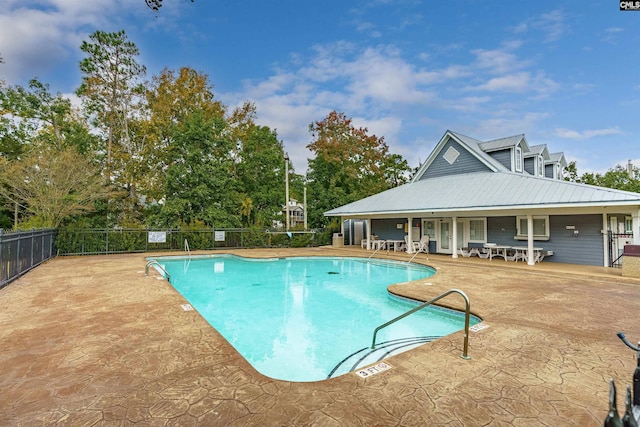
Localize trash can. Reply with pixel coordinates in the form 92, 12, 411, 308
622, 245, 640, 278
332, 233, 344, 247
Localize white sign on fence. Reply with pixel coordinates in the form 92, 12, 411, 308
214, 231, 226, 242
148, 231, 167, 243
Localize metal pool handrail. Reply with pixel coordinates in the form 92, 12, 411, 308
145, 260, 171, 283
370, 288, 472, 360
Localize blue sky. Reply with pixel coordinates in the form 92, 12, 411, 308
1, 0, 639, 175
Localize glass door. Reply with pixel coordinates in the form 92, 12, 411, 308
439, 220, 451, 253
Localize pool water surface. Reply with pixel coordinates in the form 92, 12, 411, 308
153, 255, 478, 381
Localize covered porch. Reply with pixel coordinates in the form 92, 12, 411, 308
335, 207, 640, 267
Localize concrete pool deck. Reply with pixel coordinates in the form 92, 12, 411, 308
1, 247, 640, 426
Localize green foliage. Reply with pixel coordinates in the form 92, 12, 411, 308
159, 111, 240, 227
0, 148, 114, 228
241, 228, 270, 248
564, 161, 640, 193
235, 125, 286, 226
306, 111, 410, 228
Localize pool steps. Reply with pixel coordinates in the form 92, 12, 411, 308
327, 336, 439, 379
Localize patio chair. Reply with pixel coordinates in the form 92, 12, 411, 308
413, 236, 429, 254
477, 248, 490, 259
504, 249, 518, 261
459, 247, 472, 257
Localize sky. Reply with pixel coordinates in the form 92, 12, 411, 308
1, 0, 639, 175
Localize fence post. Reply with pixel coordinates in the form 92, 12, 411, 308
30, 228, 35, 269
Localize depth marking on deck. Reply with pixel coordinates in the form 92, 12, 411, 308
354, 362, 393, 378
470, 323, 488, 332
181, 304, 194, 311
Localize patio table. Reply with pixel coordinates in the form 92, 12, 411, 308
385, 239, 406, 252
483, 244, 512, 261
511, 246, 543, 263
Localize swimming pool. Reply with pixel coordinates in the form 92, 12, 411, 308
151, 255, 479, 382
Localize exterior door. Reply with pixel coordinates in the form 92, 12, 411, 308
438, 220, 451, 253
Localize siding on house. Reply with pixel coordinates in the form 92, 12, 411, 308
421, 138, 492, 180
370, 218, 407, 240
481, 215, 603, 265
545, 215, 603, 265
486, 216, 517, 244
487, 149, 512, 171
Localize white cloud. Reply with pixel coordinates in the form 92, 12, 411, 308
473, 112, 550, 138
513, 9, 566, 42
0, 1, 145, 86
554, 127, 623, 139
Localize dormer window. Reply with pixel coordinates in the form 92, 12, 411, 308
514, 146, 522, 172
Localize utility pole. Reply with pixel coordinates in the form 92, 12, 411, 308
284, 153, 290, 231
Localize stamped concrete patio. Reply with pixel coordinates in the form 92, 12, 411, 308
2, 247, 640, 426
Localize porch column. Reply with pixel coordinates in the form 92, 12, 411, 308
365, 218, 371, 250
452, 216, 458, 259
633, 209, 640, 245
603, 213, 609, 267
407, 217, 413, 254
527, 214, 535, 266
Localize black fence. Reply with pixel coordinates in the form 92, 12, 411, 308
55, 228, 331, 256
608, 231, 634, 268
0, 228, 57, 289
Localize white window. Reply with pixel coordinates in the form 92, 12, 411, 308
514, 146, 522, 172
625, 216, 633, 234
468, 218, 486, 242
516, 215, 550, 240
537, 155, 544, 176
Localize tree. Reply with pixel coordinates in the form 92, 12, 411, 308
235, 125, 287, 226
77, 30, 146, 182
157, 111, 240, 227
0, 148, 113, 228
564, 161, 640, 193
145, 0, 194, 11
306, 111, 408, 227
142, 67, 225, 202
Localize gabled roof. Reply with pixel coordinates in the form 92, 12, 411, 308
412, 130, 508, 182
546, 152, 568, 167
326, 171, 640, 217
525, 144, 550, 160
479, 134, 529, 153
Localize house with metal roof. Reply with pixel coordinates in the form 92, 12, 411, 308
325, 130, 640, 267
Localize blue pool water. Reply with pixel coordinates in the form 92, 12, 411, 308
153, 255, 478, 382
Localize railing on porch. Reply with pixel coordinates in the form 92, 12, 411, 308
608, 231, 634, 268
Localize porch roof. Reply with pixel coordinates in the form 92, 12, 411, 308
325, 171, 640, 217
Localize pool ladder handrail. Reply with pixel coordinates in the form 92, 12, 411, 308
145, 260, 171, 283
370, 288, 472, 360
184, 239, 191, 258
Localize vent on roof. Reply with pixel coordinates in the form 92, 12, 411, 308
443, 146, 460, 165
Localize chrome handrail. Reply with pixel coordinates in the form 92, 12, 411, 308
184, 239, 191, 257
145, 260, 171, 283
368, 241, 386, 259
370, 288, 472, 360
